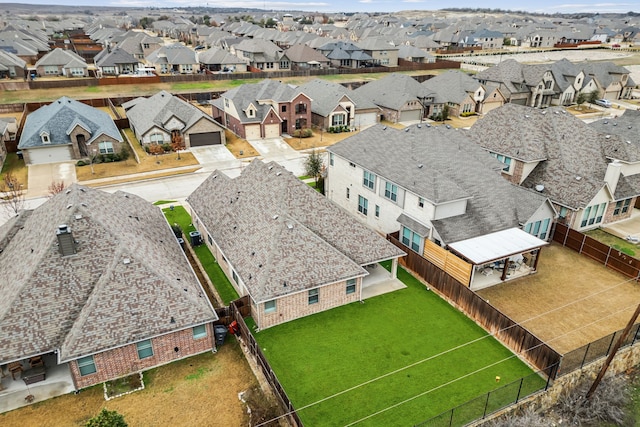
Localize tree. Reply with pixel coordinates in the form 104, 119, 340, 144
139, 17, 154, 29
441, 104, 450, 122
576, 91, 587, 109
148, 143, 164, 159
0, 172, 25, 217
171, 134, 185, 160
86, 408, 127, 427
588, 90, 599, 104
304, 149, 324, 189
47, 180, 66, 199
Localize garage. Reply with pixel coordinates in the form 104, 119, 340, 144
264, 124, 279, 139
355, 112, 378, 129
399, 109, 421, 122
26, 145, 72, 164
245, 124, 261, 140
190, 131, 222, 147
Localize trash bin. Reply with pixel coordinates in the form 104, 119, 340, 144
189, 231, 202, 246
177, 237, 184, 250
214, 325, 228, 347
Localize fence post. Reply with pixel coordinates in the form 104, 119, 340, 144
515, 377, 524, 403
563, 224, 569, 246
605, 332, 617, 356
633, 324, 640, 345
605, 246, 612, 267
482, 391, 491, 418
449, 408, 454, 427
580, 343, 591, 369
579, 233, 586, 254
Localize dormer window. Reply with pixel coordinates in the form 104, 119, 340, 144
247, 108, 255, 118
41, 132, 50, 144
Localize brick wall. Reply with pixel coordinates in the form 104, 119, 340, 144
603, 197, 636, 225
70, 324, 214, 389
506, 160, 523, 185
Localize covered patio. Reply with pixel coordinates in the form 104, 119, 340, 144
448, 228, 548, 291
361, 262, 406, 299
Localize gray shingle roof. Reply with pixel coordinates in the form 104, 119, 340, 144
94, 47, 138, 67
198, 47, 246, 66
34, 48, 87, 68
221, 80, 303, 125
0, 185, 217, 364
187, 160, 404, 302
146, 43, 197, 65
18, 97, 122, 149
329, 124, 549, 243
354, 73, 430, 110
298, 79, 372, 117
422, 70, 482, 104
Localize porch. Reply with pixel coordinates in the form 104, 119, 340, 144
0, 353, 75, 413
361, 262, 406, 299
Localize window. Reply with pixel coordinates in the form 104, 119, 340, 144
384, 182, 398, 202
98, 141, 114, 154
265, 62, 274, 69
150, 133, 164, 144
193, 325, 207, 339
346, 187, 350, 199
614, 198, 632, 215
332, 114, 346, 127
363, 170, 376, 190
349, 162, 356, 168
358, 195, 368, 215
281, 105, 287, 113
70, 68, 85, 76
308, 288, 319, 304
581, 203, 606, 227
264, 300, 276, 313
280, 60, 289, 69
375, 205, 380, 218
77, 355, 96, 376
329, 152, 334, 166
346, 279, 356, 295
559, 206, 568, 219
418, 197, 424, 208
44, 65, 58, 75
401, 226, 422, 253
295, 103, 307, 114
182, 64, 193, 73
41, 133, 50, 144
490, 152, 512, 172
137, 340, 154, 359
224, 98, 230, 107
232, 270, 238, 283
143, 43, 150, 49
539, 218, 550, 240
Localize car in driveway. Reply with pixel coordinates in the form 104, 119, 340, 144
595, 99, 612, 108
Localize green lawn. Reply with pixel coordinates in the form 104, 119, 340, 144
253, 266, 545, 427
162, 205, 239, 304
585, 228, 638, 258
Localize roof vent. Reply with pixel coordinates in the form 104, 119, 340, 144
123, 258, 131, 264
56, 224, 76, 257
74, 214, 82, 220
426, 123, 431, 127
524, 114, 530, 118
541, 110, 546, 115
627, 140, 632, 144
287, 223, 294, 230
65, 189, 71, 194
605, 135, 611, 139
273, 214, 278, 220
445, 124, 451, 129
405, 127, 410, 132
613, 122, 617, 126
576, 176, 582, 181
276, 171, 282, 176
555, 111, 560, 115
604, 120, 609, 124
417, 124, 421, 128
268, 165, 273, 170
628, 125, 632, 129
418, 164, 423, 169
382, 126, 387, 130
212, 174, 217, 179
66, 204, 73, 209
535, 184, 545, 192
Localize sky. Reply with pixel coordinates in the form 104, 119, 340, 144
1, 0, 639, 15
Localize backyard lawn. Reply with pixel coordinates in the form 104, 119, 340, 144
162, 205, 239, 304
252, 265, 545, 427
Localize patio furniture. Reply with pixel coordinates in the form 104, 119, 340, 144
22, 366, 46, 385
8, 362, 22, 380
29, 356, 44, 369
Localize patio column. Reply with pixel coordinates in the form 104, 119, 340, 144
533, 248, 542, 272
391, 258, 398, 279
500, 257, 509, 281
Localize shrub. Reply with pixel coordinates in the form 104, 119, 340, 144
461, 112, 477, 117
161, 143, 172, 152
119, 146, 130, 161
144, 145, 150, 153
293, 129, 313, 138
77, 160, 86, 166
86, 408, 127, 427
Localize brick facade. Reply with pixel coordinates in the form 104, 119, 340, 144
603, 197, 636, 225
505, 159, 524, 185
279, 93, 311, 135
70, 324, 215, 389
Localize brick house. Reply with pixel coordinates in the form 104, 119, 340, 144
468, 104, 640, 232
18, 97, 123, 165
187, 160, 405, 329
33, 48, 88, 78
210, 79, 312, 139
0, 185, 218, 396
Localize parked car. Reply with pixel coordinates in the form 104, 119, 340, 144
595, 99, 612, 108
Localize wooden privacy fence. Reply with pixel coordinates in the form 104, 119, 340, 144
552, 222, 640, 280
422, 239, 472, 285
387, 232, 561, 377
229, 299, 304, 427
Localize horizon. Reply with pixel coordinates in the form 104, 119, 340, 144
1, 0, 639, 16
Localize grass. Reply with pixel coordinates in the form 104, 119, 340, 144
104, 373, 143, 399
1, 152, 28, 190
253, 265, 545, 427
585, 228, 638, 258
153, 200, 177, 205
283, 129, 354, 150
224, 129, 259, 158
162, 205, 239, 304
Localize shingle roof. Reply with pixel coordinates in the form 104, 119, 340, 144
221, 80, 303, 125
297, 79, 378, 117
198, 47, 246, 66
146, 44, 197, 65
422, 70, 482, 104
354, 73, 430, 110
187, 160, 405, 302
18, 97, 122, 149
0, 185, 217, 363
329, 124, 548, 243
94, 47, 138, 67
283, 43, 329, 64
34, 48, 87, 68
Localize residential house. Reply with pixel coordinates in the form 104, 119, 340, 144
146, 44, 199, 75
211, 79, 311, 139
354, 73, 431, 123
422, 70, 505, 117
470, 29, 504, 49
297, 79, 381, 130
187, 160, 405, 329
281, 44, 330, 70
580, 61, 635, 100
317, 41, 373, 69
124, 90, 226, 148
0, 49, 27, 79
112, 31, 163, 61
326, 124, 553, 289
0, 185, 218, 394
94, 47, 140, 76
356, 38, 399, 67
397, 45, 435, 64
18, 97, 123, 165
467, 103, 640, 232
33, 48, 88, 78
198, 47, 248, 73
231, 38, 284, 71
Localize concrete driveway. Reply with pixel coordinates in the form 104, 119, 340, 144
189, 145, 242, 172
248, 138, 299, 160
28, 161, 77, 197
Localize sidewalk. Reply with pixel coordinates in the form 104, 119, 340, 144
77, 164, 202, 186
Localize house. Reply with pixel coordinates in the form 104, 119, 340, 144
124, 90, 226, 148
356, 38, 399, 67
18, 97, 123, 165
326, 124, 553, 289
110, 30, 163, 61
0, 185, 218, 394
467, 103, 640, 232
198, 47, 248, 73
210, 79, 311, 139
187, 160, 405, 329
397, 45, 435, 63
421, 70, 505, 117
231, 38, 284, 71
297, 79, 380, 130
94, 47, 140, 76
33, 48, 88, 78
317, 41, 374, 69
580, 61, 635, 100
0, 49, 27, 79
146, 44, 199, 75
354, 73, 432, 123
280, 44, 330, 70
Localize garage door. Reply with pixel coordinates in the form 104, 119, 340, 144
400, 109, 421, 122
190, 132, 222, 147
264, 124, 279, 139
355, 112, 378, 128
245, 125, 261, 140
27, 145, 72, 164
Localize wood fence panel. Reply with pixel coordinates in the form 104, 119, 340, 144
422, 240, 472, 285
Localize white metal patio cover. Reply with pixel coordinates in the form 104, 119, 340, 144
447, 227, 548, 265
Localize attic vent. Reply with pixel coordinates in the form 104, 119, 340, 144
74, 214, 83, 220
605, 135, 611, 139
535, 184, 545, 192
273, 214, 279, 220
276, 172, 282, 176
576, 176, 582, 181
287, 223, 294, 230
123, 258, 131, 264
524, 115, 530, 118
418, 164, 423, 169
382, 126, 387, 130
405, 127, 410, 132
56, 224, 76, 257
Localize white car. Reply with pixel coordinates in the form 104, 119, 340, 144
595, 99, 612, 108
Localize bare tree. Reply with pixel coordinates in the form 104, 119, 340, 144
171, 134, 185, 160
47, 180, 66, 199
0, 172, 25, 216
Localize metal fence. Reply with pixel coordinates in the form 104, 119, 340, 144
414, 367, 556, 427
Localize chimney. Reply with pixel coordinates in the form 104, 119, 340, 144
56, 224, 76, 257
604, 159, 622, 195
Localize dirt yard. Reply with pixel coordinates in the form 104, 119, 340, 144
0, 341, 272, 427
477, 243, 640, 354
